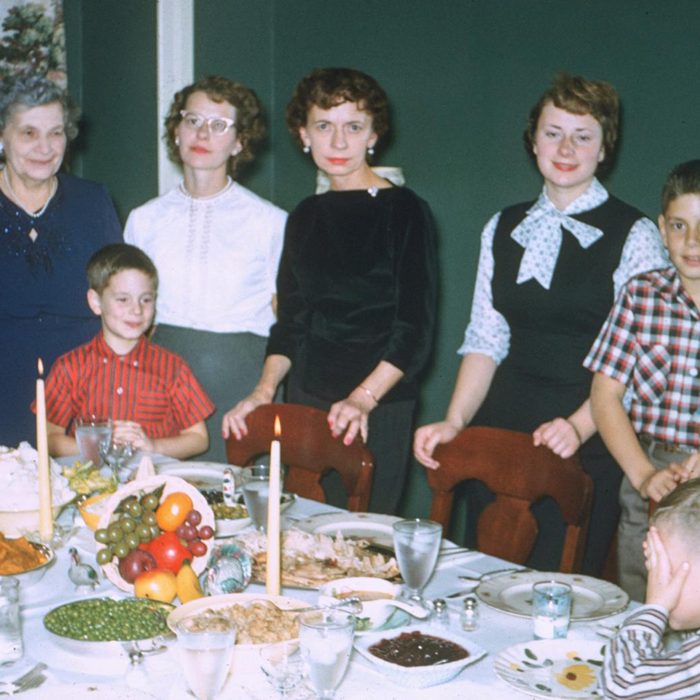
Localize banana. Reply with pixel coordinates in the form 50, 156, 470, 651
176, 560, 204, 603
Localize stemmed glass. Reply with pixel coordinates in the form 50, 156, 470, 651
260, 640, 303, 697
175, 615, 236, 700
392, 518, 443, 609
100, 440, 134, 482
299, 610, 354, 699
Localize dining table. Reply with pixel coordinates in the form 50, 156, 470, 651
3, 457, 634, 699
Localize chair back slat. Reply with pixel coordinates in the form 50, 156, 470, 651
225, 403, 374, 511
429, 426, 593, 572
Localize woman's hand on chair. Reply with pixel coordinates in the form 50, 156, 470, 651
222, 390, 270, 440
413, 421, 461, 470
328, 390, 375, 445
532, 417, 581, 458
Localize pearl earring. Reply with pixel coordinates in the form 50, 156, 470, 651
303, 145, 310, 154
367, 145, 375, 156
175, 137, 180, 146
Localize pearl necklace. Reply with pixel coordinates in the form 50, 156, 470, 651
2, 168, 57, 218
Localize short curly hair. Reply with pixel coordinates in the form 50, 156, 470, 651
164, 75, 265, 177
0, 74, 80, 141
286, 67, 390, 147
524, 73, 620, 177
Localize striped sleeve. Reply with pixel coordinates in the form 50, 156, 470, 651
601, 606, 700, 698
168, 359, 215, 431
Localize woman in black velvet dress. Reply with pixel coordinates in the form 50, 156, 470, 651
223, 68, 437, 514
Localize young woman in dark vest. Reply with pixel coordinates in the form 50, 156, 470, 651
414, 73, 668, 575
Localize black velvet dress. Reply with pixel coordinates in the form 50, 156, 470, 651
267, 186, 437, 512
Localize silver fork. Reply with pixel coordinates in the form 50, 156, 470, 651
0, 663, 47, 695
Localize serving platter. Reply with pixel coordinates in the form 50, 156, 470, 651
294, 512, 402, 547
477, 571, 629, 621
155, 461, 242, 490
493, 639, 606, 699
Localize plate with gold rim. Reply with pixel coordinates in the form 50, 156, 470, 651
477, 571, 628, 621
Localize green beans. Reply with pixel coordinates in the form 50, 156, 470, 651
44, 597, 172, 641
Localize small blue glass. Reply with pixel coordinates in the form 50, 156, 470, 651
532, 580, 572, 639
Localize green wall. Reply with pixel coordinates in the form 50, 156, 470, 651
65, 0, 700, 523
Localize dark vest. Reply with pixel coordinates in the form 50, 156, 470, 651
476, 195, 644, 436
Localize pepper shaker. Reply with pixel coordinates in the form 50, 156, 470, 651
432, 598, 451, 629
461, 596, 480, 631
0, 578, 23, 662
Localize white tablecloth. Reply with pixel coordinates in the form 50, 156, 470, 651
3, 469, 630, 699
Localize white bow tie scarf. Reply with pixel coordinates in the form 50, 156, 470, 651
511, 198, 604, 290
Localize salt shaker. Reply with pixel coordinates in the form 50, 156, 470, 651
432, 598, 451, 629
0, 578, 23, 663
222, 468, 236, 507
461, 596, 480, 631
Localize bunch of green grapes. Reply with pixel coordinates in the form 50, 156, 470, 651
94, 491, 161, 565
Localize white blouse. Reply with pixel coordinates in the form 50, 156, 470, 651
125, 181, 287, 336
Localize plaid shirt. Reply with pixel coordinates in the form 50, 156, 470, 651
41, 333, 214, 438
584, 266, 700, 449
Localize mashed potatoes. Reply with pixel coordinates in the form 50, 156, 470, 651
0, 442, 74, 510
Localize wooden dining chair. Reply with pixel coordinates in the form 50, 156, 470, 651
225, 403, 375, 512
428, 426, 593, 573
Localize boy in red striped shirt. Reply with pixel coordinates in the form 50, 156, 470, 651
41, 244, 214, 460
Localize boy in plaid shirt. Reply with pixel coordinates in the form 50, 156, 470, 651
585, 160, 700, 601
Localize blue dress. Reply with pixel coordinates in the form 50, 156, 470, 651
0, 172, 122, 445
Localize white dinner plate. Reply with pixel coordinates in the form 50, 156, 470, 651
493, 639, 606, 698
477, 571, 629, 621
293, 512, 402, 547
22, 684, 155, 699
155, 461, 242, 490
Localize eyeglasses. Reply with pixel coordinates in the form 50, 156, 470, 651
179, 110, 236, 136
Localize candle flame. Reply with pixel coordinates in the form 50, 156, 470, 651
37, 358, 44, 376
274, 415, 281, 437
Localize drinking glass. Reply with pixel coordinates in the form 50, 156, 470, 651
175, 615, 236, 700
260, 640, 303, 697
240, 465, 275, 531
75, 416, 112, 468
392, 519, 442, 609
532, 580, 572, 639
102, 440, 134, 482
299, 610, 354, 699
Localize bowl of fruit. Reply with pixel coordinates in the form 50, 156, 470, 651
94, 475, 215, 601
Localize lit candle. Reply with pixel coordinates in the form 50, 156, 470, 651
36, 358, 53, 541
266, 415, 281, 595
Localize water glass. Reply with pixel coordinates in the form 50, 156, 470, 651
240, 465, 277, 531
392, 519, 442, 608
260, 640, 303, 697
299, 610, 354, 699
175, 615, 236, 700
532, 580, 572, 639
75, 415, 112, 468
0, 578, 23, 664
103, 441, 134, 482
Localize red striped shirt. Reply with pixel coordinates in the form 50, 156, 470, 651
41, 333, 214, 438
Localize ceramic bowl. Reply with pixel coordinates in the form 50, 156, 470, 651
0, 493, 74, 538
354, 626, 487, 688
0, 540, 55, 587
318, 576, 401, 630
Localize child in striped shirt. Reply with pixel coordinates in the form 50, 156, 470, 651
41, 243, 214, 460
602, 478, 700, 698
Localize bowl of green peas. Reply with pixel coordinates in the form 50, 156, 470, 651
43, 596, 174, 655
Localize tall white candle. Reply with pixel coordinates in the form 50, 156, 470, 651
266, 415, 282, 595
36, 358, 53, 541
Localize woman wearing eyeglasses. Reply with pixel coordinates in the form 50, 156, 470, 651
125, 75, 287, 462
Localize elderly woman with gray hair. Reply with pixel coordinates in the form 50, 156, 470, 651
0, 74, 121, 445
